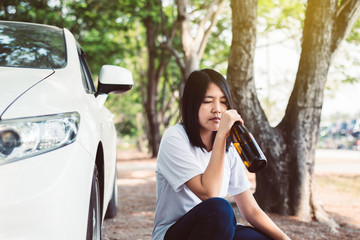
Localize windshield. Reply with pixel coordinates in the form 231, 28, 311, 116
0, 21, 67, 69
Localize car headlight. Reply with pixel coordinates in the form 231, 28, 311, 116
0, 112, 80, 165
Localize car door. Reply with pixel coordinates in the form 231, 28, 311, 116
77, 46, 117, 199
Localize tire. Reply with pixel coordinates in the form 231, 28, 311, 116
86, 166, 102, 240
105, 170, 118, 219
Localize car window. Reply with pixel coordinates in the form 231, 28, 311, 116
77, 45, 96, 94
0, 21, 66, 69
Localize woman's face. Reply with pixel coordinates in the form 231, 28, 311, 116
198, 82, 228, 134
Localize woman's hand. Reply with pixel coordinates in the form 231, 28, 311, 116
217, 109, 244, 137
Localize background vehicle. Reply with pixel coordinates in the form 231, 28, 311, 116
318, 118, 360, 150
0, 21, 133, 239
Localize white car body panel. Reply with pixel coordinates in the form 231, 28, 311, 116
0, 142, 92, 239
0, 68, 54, 114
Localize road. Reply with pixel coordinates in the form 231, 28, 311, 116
315, 149, 360, 174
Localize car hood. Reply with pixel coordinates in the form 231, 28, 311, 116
0, 67, 54, 117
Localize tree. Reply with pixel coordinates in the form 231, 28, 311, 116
141, 0, 230, 156
173, 0, 227, 92
227, 0, 360, 227
0, 0, 66, 26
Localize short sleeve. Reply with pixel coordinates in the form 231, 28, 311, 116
227, 145, 251, 196
156, 125, 204, 192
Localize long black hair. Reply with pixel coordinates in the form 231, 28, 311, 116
181, 69, 234, 151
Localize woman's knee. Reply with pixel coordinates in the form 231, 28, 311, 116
203, 197, 233, 211
165, 198, 236, 240
201, 198, 235, 223
190, 198, 236, 239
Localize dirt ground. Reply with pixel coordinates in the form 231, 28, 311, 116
101, 150, 360, 240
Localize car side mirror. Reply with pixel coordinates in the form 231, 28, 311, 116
96, 65, 134, 96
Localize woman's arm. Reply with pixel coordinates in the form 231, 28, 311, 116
185, 110, 242, 201
234, 190, 291, 240
185, 130, 227, 200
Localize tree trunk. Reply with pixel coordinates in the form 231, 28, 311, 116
144, 21, 161, 157
144, 0, 163, 157
227, 0, 360, 227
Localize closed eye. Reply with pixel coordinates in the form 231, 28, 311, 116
202, 97, 227, 105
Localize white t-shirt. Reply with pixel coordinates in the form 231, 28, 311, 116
152, 123, 251, 240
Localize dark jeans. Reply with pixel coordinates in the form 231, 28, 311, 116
164, 197, 271, 240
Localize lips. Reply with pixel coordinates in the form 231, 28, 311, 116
210, 117, 221, 121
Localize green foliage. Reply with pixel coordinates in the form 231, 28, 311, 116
257, 0, 305, 34
347, 18, 360, 44
106, 86, 143, 138
0, 0, 66, 26
200, 4, 231, 72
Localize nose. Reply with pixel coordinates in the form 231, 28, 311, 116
212, 100, 222, 114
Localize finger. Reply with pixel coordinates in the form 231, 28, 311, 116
231, 113, 243, 125
238, 116, 244, 125
228, 110, 244, 124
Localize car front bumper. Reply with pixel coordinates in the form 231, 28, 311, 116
0, 142, 94, 240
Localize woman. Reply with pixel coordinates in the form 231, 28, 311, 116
152, 69, 290, 240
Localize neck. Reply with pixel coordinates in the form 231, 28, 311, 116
200, 130, 214, 152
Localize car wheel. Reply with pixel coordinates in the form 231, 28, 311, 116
86, 166, 101, 240
105, 170, 118, 219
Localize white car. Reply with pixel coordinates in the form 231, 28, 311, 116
0, 21, 133, 239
